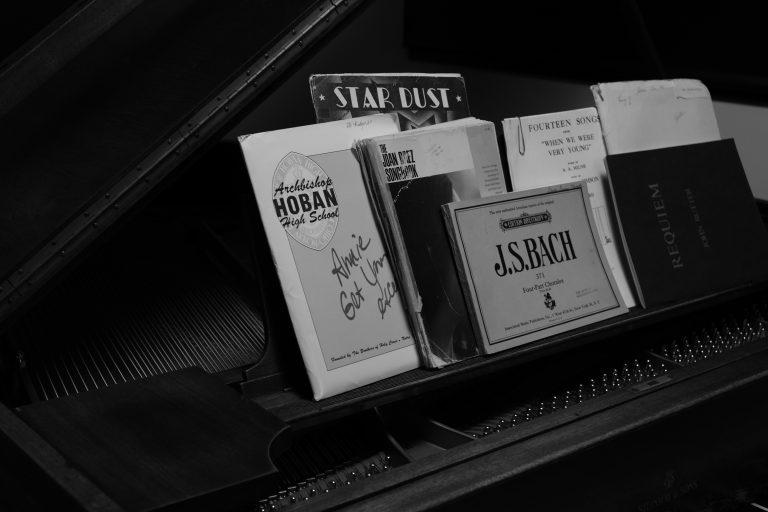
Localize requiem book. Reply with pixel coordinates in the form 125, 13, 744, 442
591, 79, 721, 155
238, 114, 418, 400
443, 182, 628, 353
502, 107, 636, 307
607, 139, 768, 308
309, 73, 470, 130
358, 118, 506, 367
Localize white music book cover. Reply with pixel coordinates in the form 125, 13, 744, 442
442, 182, 628, 354
238, 114, 418, 400
502, 107, 636, 308
591, 79, 721, 155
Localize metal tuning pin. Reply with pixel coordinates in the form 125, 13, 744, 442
611, 368, 621, 389
563, 389, 572, 408
587, 378, 597, 398
620, 362, 632, 385
724, 320, 739, 347
752, 309, 767, 339
308, 479, 320, 496
601, 373, 610, 394
247, 451, 400, 507
644, 358, 655, 378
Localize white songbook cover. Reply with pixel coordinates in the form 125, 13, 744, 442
591, 79, 720, 155
502, 107, 636, 307
238, 114, 418, 400
443, 182, 628, 354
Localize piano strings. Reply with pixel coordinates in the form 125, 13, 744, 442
452, 301, 768, 439
20, 268, 266, 401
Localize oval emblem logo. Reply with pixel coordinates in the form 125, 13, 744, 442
272, 152, 339, 251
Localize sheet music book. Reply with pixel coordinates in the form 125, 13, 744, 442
310, 73, 470, 130
358, 118, 505, 367
238, 114, 418, 399
591, 79, 720, 155
502, 107, 636, 307
443, 182, 627, 353
607, 139, 768, 307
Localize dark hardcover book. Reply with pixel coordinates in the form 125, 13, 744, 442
361, 119, 506, 367
309, 73, 470, 130
606, 139, 768, 308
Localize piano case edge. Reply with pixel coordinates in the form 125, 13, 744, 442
0, 0, 368, 330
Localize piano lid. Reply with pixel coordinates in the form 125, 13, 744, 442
0, 0, 365, 326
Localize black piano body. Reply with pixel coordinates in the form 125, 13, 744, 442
2, 1, 768, 510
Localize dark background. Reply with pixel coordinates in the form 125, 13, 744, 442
3, 1, 766, 102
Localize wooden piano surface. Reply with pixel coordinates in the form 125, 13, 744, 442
6, 288, 768, 511
1, 0, 768, 511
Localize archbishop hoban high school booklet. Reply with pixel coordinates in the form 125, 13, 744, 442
238, 114, 419, 400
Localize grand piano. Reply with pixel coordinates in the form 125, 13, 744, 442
2, 1, 768, 511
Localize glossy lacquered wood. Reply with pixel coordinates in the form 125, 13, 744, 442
287, 341, 768, 511
0, 396, 122, 511
16, 368, 288, 512
252, 282, 768, 428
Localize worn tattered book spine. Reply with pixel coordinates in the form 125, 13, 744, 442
591, 79, 721, 155
361, 119, 506, 367
310, 73, 470, 130
238, 114, 419, 400
502, 107, 636, 308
